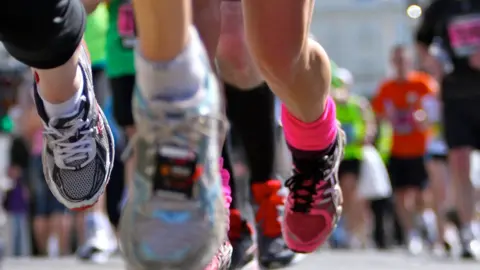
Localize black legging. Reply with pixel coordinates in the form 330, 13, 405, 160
222, 82, 277, 209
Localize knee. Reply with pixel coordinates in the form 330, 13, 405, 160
252, 38, 330, 87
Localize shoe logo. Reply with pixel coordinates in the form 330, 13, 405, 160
96, 105, 104, 136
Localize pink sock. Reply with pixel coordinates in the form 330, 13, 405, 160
281, 96, 337, 151
219, 158, 232, 209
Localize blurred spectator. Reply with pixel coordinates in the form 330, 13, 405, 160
372, 45, 435, 254
17, 86, 72, 256
332, 67, 376, 248
5, 135, 30, 257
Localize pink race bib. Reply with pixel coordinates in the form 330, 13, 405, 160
392, 110, 415, 135
448, 14, 480, 57
118, 3, 136, 49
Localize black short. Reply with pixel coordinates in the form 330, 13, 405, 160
443, 97, 480, 150
109, 75, 135, 128
426, 153, 448, 162
0, 0, 85, 69
388, 156, 427, 190
338, 158, 361, 179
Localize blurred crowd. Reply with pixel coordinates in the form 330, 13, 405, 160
0, 0, 479, 264
0, 42, 478, 259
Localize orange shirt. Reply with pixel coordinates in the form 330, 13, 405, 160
372, 72, 436, 157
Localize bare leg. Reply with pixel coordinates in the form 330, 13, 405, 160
426, 160, 448, 244
33, 217, 49, 255
340, 173, 362, 244
34, 53, 82, 104
120, 0, 227, 268
133, 1, 191, 61
243, 0, 330, 122
193, 0, 222, 64
242, 0, 341, 253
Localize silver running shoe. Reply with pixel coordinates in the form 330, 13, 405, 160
120, 55, 228, 269
33, 44, 115, 210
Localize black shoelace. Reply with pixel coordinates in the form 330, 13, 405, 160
284, 154, 335, 213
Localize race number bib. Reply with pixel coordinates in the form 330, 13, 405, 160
391, 110, 415, 135
447, 14, 480, 57
118, 2, 136, 49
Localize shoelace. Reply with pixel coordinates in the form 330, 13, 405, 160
44, 100, 95, 169
205, 241, 232, 270
122, 109, 229, 162
284, 154, 336, 213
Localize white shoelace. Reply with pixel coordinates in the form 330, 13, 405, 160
44, 115, 95, 170
122, 111, 228, 162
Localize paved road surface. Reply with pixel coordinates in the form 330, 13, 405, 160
5, 250, 480, 270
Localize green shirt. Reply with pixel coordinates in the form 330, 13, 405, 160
336, 95, 370, 160
106, 0, 135, 77
85, 4, 108, 67
377, 122, 393, 163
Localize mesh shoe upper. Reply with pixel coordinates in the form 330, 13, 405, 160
283, 132, 344, 253
33, 46, 114, 209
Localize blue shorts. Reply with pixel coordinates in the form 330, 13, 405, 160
29, 156, 68, 217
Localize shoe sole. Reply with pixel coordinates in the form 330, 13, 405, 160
259, 253, 306, 269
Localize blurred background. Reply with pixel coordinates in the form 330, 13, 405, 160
1, 0, 480, 269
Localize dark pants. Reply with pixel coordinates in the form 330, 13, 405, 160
369, 197, 404, 249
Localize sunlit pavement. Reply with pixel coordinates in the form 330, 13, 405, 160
5, 249, 479, 270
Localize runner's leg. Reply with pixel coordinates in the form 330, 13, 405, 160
425, 156, 450, 254
242, 0, 343, 253
0, 0, 114, 210
120, 0, 227, 268
217, 2, 296, 266
193, 0, 222, 65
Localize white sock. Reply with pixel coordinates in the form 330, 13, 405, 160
86, 212, 112, 232
40, 65, 83, 118
135, 27, 210, 101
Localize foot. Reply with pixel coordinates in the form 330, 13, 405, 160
407, 231, 423, 256
460, 227, 480, 260
119, 56, 228, 268
283, 131, 345, 253
77, 213, 117, 264
228, 209, 257, 270
205, 241, 233, 270
34, 44, 115, 210
252, 180, 299, 268
432, 241, 451, 258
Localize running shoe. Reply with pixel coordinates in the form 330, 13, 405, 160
252, 180, 299, 268
77, 213, 117, 264
120, 53, 228, 269
283, 130, 345, 253
407, 230, 424, 256
33, 44, 115, 210
205, 241, 233, 270
460, 226, 480, 260
228, 209, 257, 269
432, 241, 451, 258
